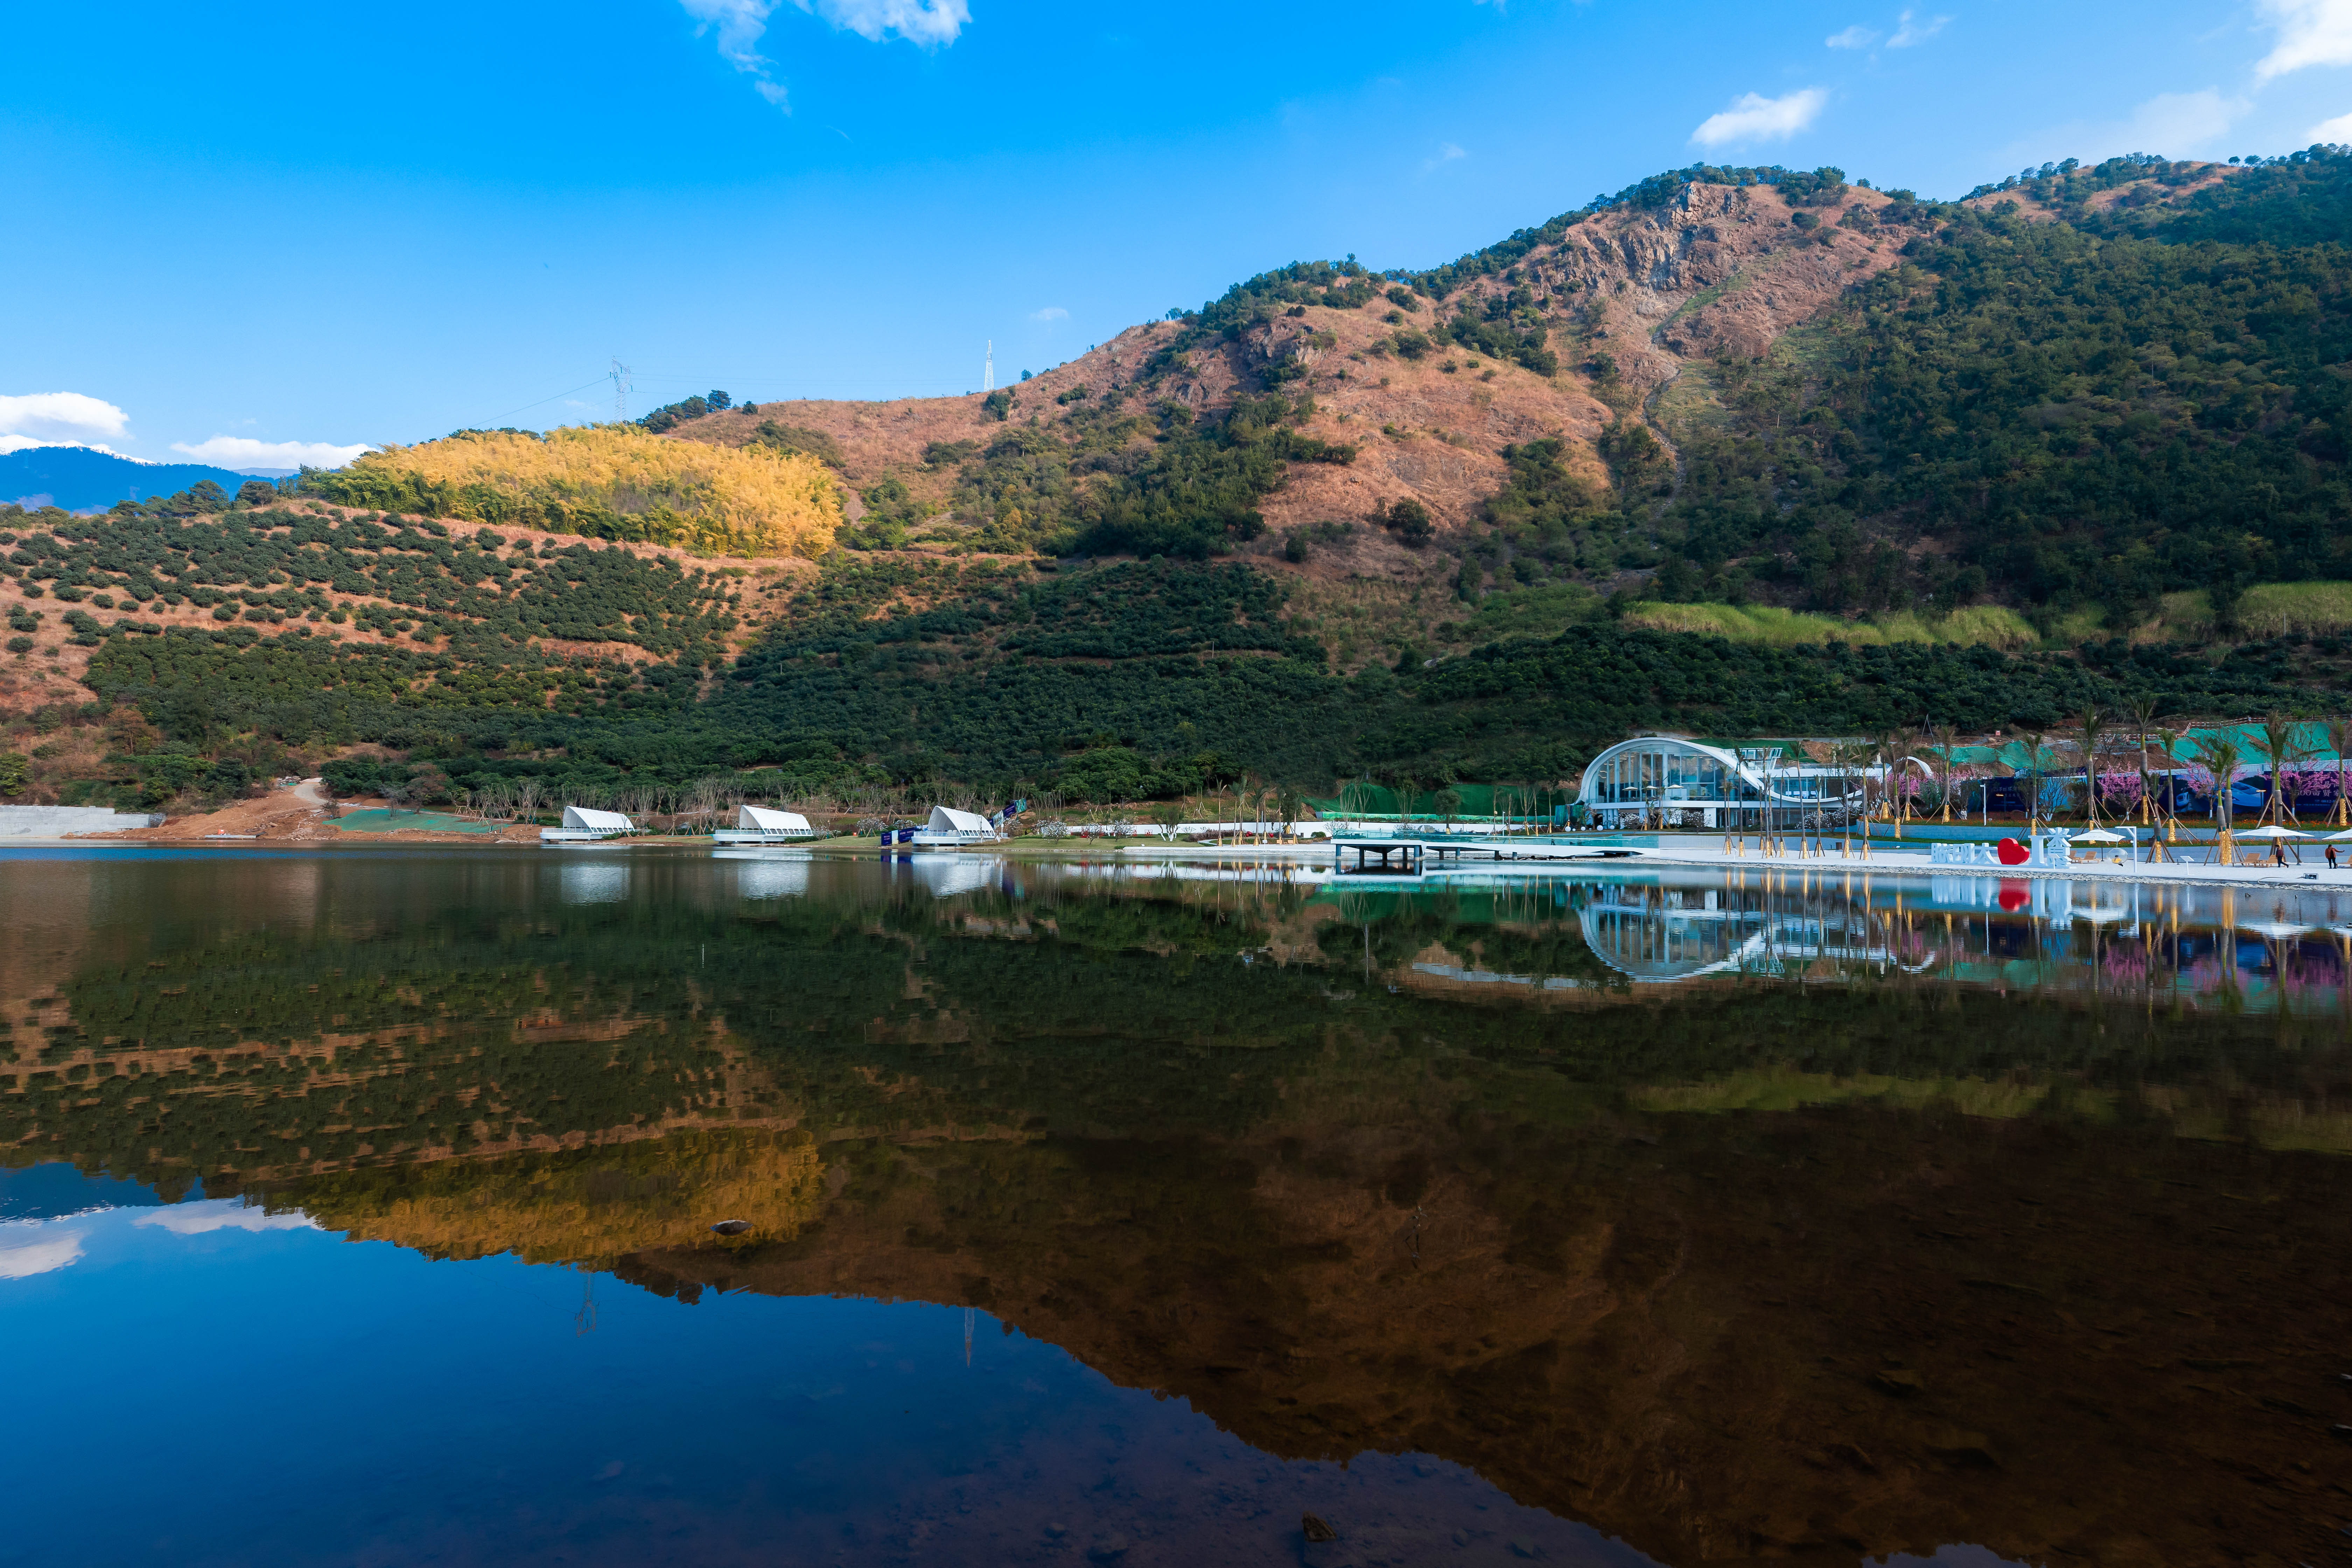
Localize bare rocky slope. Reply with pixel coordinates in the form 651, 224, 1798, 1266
660, 168, 2256, 562
666, 178, 1937, 560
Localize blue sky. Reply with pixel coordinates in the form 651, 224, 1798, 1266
5, 0, 2351, 469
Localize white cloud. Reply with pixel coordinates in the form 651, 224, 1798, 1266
1888, 8, 1950, 46
0, 391, 130, 449
1826, 24, 1879, 47
132, 1200, 316, 1235
169, 436, 373, 471
681, 0, 792, 106
2312, 107, 2352, 138
2015, 86, 2249, 173
1421, 141, 1468, 173
0, 1224, 86, 1279
681, 0, 969, 108
1691, 88, 1828, 147
2121, 88, 2248, 152
2258, 0, 2352, 79
797, 0, 968, 47
1029, 306, 1069, 322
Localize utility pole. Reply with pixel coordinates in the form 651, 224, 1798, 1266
983, 340, 993, 393
610, 359, 632, 424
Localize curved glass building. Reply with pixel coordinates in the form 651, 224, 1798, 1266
1576, 736, 1891, 830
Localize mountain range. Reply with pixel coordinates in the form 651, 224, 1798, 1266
5, 147, 2350, 807
1, 445, 283, 511
658, 147, 2350, 629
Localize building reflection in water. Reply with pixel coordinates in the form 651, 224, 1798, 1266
1213, 859, 2352, 1013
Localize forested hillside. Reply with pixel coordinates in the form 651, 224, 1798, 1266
13, 536, 2344, 809
0, 483, 772, 807
649, 146, 2348, 629
1648, 158, 2352, 620
5, 146, 2349, 811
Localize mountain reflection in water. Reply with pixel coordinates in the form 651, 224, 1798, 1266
5, 847, 2350, 1568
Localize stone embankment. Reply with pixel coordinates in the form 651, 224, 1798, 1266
0, 805, 166, 837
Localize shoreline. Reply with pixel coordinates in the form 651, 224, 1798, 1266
12, 828, 2350, 892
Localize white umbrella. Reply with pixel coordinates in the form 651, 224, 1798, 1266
2071, 828, 2127, 843
2237, 825, 2312, 838
2327, 828, 2352, 842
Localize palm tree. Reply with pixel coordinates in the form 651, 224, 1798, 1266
2075, 706, 2108, 827
1893, 726, 1925, 829
1827, 738, 1867, 840
2018, 729, 2051, 832
2253, 712, 2310, 825
1275, 784, 1302, 840
2190, 730, 2246, 861
1926, 723, 1961, 822
1871, 728, 1903, 825
2125, 697, 2166, 826
2154, 722, 2190, 842
2328, 717, 2352, 827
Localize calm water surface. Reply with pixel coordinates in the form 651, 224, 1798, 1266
5, 847, 2350, 1568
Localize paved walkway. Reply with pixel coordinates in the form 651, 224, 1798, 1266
1588, 836, 2346, 892
1116, 834, 2350, 891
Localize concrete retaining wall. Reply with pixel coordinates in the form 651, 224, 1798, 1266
0, 806, 166, 836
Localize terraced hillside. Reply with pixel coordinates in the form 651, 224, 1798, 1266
6, 497, 2348, 811
0, 492, 816, 805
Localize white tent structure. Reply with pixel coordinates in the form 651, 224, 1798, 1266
542, 805, 637, 846
911, 805, 1001, 848
712, 804, 819, 846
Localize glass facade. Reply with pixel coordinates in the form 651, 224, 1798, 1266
1585, 742, 1751, 808
1577, 738, 1875, 826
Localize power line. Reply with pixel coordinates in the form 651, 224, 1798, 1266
485, 376, 615, 422
481, 367, 993, 431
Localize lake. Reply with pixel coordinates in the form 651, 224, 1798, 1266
5, 846, 2349, 1567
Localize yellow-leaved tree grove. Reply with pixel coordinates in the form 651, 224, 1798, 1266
313, 426, 840, 558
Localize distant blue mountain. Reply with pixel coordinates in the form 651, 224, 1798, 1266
0, 445, 280, 512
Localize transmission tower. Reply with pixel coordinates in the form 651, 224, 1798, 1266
983, 340, 993, 393
609, 359, 632, 423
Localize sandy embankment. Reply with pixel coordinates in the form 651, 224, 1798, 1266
88, 780, 543, 845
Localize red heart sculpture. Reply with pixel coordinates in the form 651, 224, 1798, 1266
1998, 881, 2030, 912
1996, 837, 2029, 866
